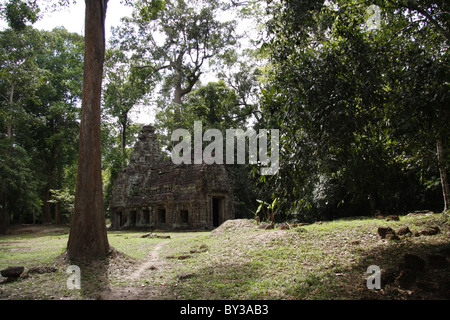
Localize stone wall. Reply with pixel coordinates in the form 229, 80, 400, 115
109, 125, 234, 230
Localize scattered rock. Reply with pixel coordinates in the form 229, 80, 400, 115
258, 223, 274, 230
395, 269, 417, 289
403, 254, 425, 272
0, 266, 24, 278
177, 254, 192, 260
419, 226, 440, 236
388, 251, 450, 295
385, 232, 399, 240
377, 227, 399, 240
430, 225, 441, 233
141, 232, 155, 238
427, 255, 448, 269
396, 226, 412, 236
27, 266, 57, 274
377, 226, 393, 239
189, 244, 209, 254
178, 272, 195, 280
385, 215, 400, 221
141, 232, 171, 239
278, 222, 291, 230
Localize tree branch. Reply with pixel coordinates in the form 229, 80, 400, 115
131, 63, 171, 75
390, 0, 450, 41
414, 6, 450, 41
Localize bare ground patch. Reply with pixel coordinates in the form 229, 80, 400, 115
99, 241, 175, 300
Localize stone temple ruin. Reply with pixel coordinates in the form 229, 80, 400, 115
109, 125, 234, 230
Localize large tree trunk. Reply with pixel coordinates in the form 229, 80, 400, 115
173, 82, 183, 105
54, 202, 61, 225
67, 0, 110, 260
436, 134, 449, 212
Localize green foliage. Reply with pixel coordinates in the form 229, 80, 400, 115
258, 0, 449, 221
115, 0, 238, 103
0, 25, 83, 227
155, 81, 248, 148
1, 0, 448, 231
48, 188, 75, 221
103, 47, 152, 151
1, 0, 40, 31
255, 197, 277, 223
135, 0, 166, 21
0, 137, 41, 224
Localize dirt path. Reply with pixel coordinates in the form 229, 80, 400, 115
129, 242, 166, 280
100, 241, 173, 300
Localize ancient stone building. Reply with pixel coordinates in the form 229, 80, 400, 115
109, 125, 234, 230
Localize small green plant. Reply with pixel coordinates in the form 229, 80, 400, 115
255, 198, 278, 223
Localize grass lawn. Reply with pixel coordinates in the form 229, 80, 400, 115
0, 212, 449, 300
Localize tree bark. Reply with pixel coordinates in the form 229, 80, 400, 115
120, 113, 127, 155
173, 82, 183, 105
54, 202, 61, 225
67, 0, 110, 260
436, 134, 450, 213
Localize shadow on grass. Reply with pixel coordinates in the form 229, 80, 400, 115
351, 239, 450, 300
63, 248, 134, 299
172, 261, 267, 300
